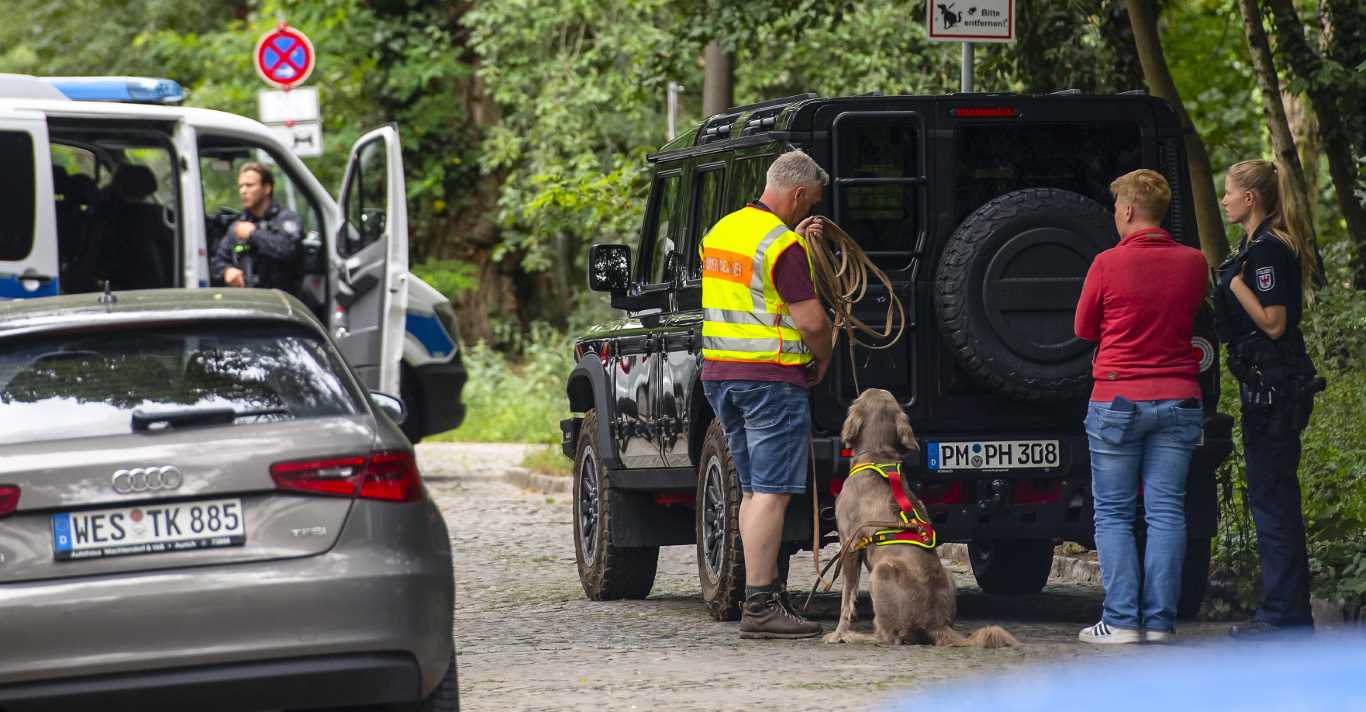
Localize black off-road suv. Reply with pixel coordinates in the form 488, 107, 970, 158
561, 92, 1234, 620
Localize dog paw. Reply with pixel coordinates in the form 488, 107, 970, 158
822, 630, 850, 644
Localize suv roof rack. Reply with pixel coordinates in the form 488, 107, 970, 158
702, 92, 818, 143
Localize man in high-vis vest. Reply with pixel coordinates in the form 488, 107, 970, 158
701, 150, 833, 639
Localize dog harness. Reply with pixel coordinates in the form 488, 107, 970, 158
847, 463, 937, 550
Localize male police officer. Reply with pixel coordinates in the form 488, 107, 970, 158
211, 162, 303, 293
700, 150, 833, 639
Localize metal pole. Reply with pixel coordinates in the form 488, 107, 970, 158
667, 82, 681, 141
961, 42, 974, 93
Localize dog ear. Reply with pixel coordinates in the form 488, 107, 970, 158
841, 402, 865, 448
896, 411, 919, 454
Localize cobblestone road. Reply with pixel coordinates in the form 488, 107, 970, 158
419, 443, 1232, 712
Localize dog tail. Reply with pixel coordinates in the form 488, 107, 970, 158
929, 625, 1019, 648
964, 625, 1020, 648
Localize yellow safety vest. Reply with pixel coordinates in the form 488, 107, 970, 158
699, 206, 815, 366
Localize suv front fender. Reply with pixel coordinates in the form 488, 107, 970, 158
565, 353, 619, 469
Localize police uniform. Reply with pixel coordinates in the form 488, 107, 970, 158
210, 203, 304, 293
1213, 220, 1321, 629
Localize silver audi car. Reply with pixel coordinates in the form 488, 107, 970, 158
0, 289, 457, 711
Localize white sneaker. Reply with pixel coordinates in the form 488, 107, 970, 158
1145, 629, 1174, 643
1079, 620, 1142, 644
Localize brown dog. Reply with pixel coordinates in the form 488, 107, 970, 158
824, 388, 1019, 648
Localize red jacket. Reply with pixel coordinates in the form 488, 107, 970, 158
1074, 227, 1207, 402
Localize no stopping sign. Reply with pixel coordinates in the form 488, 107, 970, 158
255, 25, 315, 89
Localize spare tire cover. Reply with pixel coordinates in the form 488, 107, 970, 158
934, 188, 1117, 402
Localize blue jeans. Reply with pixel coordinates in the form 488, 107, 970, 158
703, 380, 811, 494
1085, 398, 1203, 632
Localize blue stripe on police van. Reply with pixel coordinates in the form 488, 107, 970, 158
405, 311, 455, 358
926, 442, 940, 471
0, 274, 60, 299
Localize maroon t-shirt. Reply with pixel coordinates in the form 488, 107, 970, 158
701, 204, 817, 389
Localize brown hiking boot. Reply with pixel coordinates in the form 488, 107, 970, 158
739, 591, 822, 640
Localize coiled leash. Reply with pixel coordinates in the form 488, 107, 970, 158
803, 218, 907, 394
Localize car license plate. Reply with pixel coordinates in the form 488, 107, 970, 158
927, 440, 1060, 472
51, 498, 246, 561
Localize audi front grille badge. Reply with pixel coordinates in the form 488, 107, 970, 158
111, 466, 184, 494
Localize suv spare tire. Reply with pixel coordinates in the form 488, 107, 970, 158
935, 188, 1118, 402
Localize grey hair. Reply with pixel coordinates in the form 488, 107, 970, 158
766, 150, 829, 191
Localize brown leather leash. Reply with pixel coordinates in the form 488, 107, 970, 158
801, 518, 910, 613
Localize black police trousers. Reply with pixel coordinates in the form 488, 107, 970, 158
1242, 415, 1313, 628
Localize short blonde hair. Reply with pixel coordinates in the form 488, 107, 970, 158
1110, 169, 1171, 221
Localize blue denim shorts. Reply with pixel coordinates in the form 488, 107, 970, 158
702, 380, 811, 494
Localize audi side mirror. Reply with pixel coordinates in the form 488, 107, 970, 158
369, 391, 406, 425
588, 244, 631, 293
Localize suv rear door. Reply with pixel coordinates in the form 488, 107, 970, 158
0, 112, 58, 299
334, 125, 409, 395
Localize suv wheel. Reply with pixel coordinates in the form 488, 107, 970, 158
968, 539, 1054, 594
697, 419, 745, 620
936, 188, 1117, 402
573, 409, 658, 600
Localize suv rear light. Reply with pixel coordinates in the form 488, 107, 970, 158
0, 485, 19, 518
271, 452, 422, 502
950, 106, 1017, 118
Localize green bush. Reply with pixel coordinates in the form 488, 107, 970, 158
431, 323, 574, 445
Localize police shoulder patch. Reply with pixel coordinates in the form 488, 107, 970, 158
1255, 265, 1274, 292
282, 219, 300, 235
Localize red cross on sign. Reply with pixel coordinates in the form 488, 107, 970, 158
254, 25, 315, 89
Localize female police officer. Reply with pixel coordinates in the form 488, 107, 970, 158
1215, 159, 1324, 639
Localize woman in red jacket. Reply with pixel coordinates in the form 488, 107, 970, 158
1073, 169, 1208, 645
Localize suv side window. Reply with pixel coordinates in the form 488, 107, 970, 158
834, 119, 922, 256
726, 154, 775, 213
687, 164, 726, 279
954, 123, 1142, 223
0, 131, 36, 261
639, 171, 681, 285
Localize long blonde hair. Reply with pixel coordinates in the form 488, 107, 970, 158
1227, 159, 1315, 291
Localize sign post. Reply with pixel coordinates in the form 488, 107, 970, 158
254, 23, 322, 157
927, 1, 1015, 93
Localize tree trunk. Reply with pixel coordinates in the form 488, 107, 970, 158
1266, 0, 1366, 286
1283, 93, 1319, 206
702, 41, 734, 117
1124, 0, 1229, 265
1236, 0, 1316, 241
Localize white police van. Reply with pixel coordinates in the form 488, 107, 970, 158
0, 74, 465, 440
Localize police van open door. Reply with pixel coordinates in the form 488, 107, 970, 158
334, 125, 409, 395
0, 112, 59, 299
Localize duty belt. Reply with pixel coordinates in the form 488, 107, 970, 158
847, 463, 937, 550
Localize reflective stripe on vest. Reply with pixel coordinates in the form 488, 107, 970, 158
700, 206, 814, 366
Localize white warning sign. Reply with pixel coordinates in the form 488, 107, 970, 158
928, 1, 1015, 43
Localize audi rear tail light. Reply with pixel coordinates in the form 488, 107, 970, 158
270, 452, 422, 502
359, 451, 422, 502
0, 484, 19, 518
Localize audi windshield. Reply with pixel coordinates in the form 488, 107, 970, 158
0, 323, 364, 446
